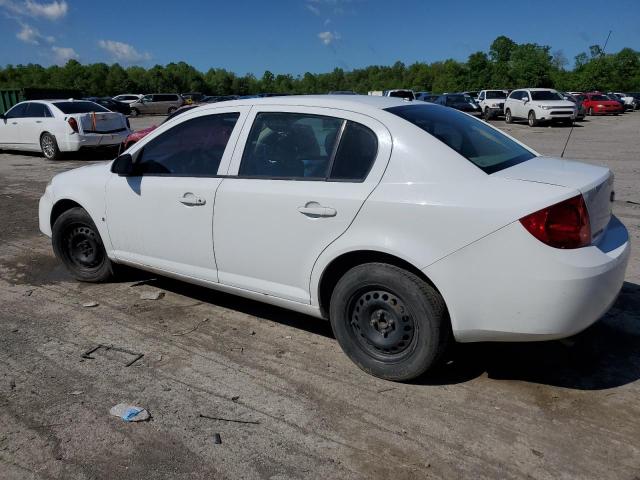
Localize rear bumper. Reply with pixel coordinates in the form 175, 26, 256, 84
424, 216, 630, 342
60, 131, 130, 152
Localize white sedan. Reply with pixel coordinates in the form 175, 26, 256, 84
38, 95, 630, 381
0, 100, 130, 160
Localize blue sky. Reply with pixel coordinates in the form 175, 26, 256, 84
1, 0, 639, 75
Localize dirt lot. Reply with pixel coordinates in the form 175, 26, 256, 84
1, 112, 639, 479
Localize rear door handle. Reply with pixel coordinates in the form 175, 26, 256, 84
180, 192, 206, 206
298, 202, 337, 218
36, 120, 42, 124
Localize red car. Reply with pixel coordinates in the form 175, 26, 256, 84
122, 105, 198, 150
581, 92, 623, 116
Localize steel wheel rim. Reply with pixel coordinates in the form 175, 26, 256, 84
64, 224, 103, 269
347, 289, 416, 360
42, 136, 55, 157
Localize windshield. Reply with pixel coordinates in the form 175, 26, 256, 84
590, 94, 609, 101
486, 91, 506, 99
386, 104, 535, 174
52, 101, 109, 114
530, 90, 563, 101
388, 90, 414, 100
446, 95, 467, 103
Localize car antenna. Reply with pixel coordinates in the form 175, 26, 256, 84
563, 29, 612, 159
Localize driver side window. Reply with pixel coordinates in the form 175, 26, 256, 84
135, 112, 240, 176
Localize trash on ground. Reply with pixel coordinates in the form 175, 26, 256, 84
69, 390, 84, 395
82, 301, 99, 308
199, 413, 260, 425
81, 344, 144, 367
213, 433, 222, 444
140, 290, 165, 300
171, 318, 209, 336
110, 403, 150, 422
129, 278, 157, 287
231, 396, 240, 403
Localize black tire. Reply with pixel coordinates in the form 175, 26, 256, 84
130, 108, 140, 117
483, 108, 492, 121
505, 109, 512, 124
40, 132, 61, 160
329, 263, 451, 381
527, 110, 538, 127
167, 107, 177, 115
52, 207, 114, 283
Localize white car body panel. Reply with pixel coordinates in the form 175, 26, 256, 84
38, 95, 630, 343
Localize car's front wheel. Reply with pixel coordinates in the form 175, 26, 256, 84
528, 110, 538, 127
329, 263, 450, 381
52, 207, 115, 282
505, 109, 512, 123
130, 108, 140, 117
40, 132, 60, 160
483, 108, 492, 121
167, 107, 176, 115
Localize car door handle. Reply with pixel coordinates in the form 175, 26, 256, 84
35, 120, 42, 124
11, 122, 17, 125
179, 192, 206, 206
298, 203, 337, 218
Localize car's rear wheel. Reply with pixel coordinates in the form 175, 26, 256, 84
329, 263, 450, 381
528, 110, 538, 127
130, 108, 139, 117
40, 132, 61, 160
505, 109, 512, 124
52, 207, 114, 283
167, 107, 176, 115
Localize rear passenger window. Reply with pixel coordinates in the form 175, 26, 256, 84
239, 112, 343, 179
329, 122, 378, 181
136, 113, 239, 176
25, 103, 50, 118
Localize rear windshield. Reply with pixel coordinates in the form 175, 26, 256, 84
388, 90, 414, 100
386, 104, 535, 174
486, 91, 506, 99
446, 95, 467, 103
530, 90, 563, 101
52, 101, 109, 114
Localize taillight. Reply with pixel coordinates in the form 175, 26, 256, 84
68, 117, 79, 133
520, 194, 591, 249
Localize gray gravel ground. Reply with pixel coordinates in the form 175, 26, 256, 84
0, 111, 639, 479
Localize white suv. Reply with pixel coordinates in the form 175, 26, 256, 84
39, 96, 629, 381
504, 88, 576, 126
477, 90, 508, 120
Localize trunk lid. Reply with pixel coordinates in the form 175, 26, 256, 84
76, 112, 127, 134
494, 156, 613, 243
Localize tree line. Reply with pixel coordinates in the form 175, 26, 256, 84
1, 36, 639, 97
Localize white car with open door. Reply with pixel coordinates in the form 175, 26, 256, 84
0, 100, 130, 160
38, 96, 629, 381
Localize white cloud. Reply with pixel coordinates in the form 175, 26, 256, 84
0, 0, 68, 20
16, 22, 54, 44
318, 30, 340, 45
51, 45, 78, 64
98, 39, 151, 63
25, 0, 67, 20
305, 3, 320, 15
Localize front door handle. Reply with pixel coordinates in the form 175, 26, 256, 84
298, 202, 337, 218
36, 120, 42, 124
180, 192, 206, 206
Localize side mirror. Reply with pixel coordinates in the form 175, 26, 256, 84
111, 153, 135, 176
522, 96, 529, 103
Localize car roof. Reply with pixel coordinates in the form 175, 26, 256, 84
189, 94, 413, 113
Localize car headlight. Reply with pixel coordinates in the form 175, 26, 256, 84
597, 104, 604, 107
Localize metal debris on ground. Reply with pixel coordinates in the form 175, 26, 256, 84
199, 413, 260, 425
171, 318, 209, 336
213, 433, 222, 444
110, 403, 150, 422
82, 301, 99, 308
140, 290, 165, 300
81, 344, 144, 367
